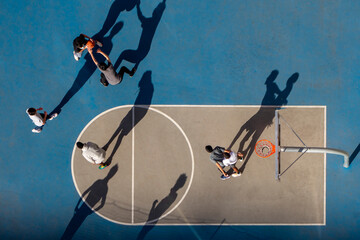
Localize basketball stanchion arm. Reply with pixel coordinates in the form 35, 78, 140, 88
280, 147, 350, 168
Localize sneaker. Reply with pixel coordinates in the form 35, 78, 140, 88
96, 41, 103, 47
220, 175, 230, 180
32, 128, 42, 133
232, 172, 241, 177
73, 51, 80, 61
48, 113, 58, 120
99, 164, 108, 170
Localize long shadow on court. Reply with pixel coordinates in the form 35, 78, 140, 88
102, 70, 154, 166
60, 164, 118, 240
228, 70, 299, 174
136, 173, 187, 240
113, 0, 166, 71
50, 22, 124, 116
94, 0, 138, 40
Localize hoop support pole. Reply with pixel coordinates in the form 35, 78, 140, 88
275, 109, 280, 180
280, 146, 349, 168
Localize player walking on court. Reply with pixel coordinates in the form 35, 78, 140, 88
76, 142, 108, 169
26, 107, 58, 133
88, 48, 136, 87
205, 145, 243, 180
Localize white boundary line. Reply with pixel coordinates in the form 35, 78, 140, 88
131, 106, 135, 224
71, 105, 326, 226
324, 106, 327, 225
71, 105, 195, 226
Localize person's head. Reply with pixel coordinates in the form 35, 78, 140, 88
223, 152, 231, 159
73, 35, 87, 50
27, 108, 36, 116
205, 145, 213, 153
99, 62, 109, 70
76, 142, 84, 149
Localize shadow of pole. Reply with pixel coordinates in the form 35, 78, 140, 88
113, 0, 167, 71
60, 164, 119, 240
102, 70, 154, 166
50, 22, 124, 116
349, 143, 360, 166
227, 70, 299, 174
136, 173, 187, 240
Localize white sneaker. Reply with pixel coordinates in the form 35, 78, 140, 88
73, 51, 80, 61
232, 172, 241, 177
32, 128, 42, 133
48, 113, 58, 120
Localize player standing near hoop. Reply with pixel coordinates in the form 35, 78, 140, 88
205, 145, 243, 180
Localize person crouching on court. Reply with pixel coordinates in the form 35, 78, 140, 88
88, 48, 136, 87
26, 107, 58, 133
205, 145, 243, 180
76, 142, 108, 169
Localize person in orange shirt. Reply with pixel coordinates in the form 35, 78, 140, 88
72, 34, 103, 61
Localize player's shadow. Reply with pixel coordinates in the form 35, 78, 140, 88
136, 173, 187, 240
51, 22, 124, 116
349, 143, 360, 166
228, 70, 299, 174
94, 0, 139, 40
113, 0, 167, 71
60, 164, 118, 240
102, 70, 154, 166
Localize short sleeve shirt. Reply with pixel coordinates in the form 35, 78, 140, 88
222, 151, 237, 166
210, 146, 225, 162
99, 64, 122, 85
82, 142, 106, 164
27, 110, 44, 127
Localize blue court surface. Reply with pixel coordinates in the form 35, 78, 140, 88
1, 0, 360, 239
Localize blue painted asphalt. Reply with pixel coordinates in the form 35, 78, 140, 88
0, 0, 359, 239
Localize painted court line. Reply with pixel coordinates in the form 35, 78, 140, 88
72, 105, 326, 226
132, 106, 135, 224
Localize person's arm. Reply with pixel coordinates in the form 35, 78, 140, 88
42, 111, 48, 125
215, 162, 228, 177
97, 49, 111, 64
88, 48, 99, 66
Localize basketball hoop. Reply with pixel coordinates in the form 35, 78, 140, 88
255, 139, 276, 158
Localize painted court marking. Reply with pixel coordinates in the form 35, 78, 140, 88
72, 105, 195, 225
72, 105, 326, 226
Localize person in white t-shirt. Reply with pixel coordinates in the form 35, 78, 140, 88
222, 151, 242, 178
205, 145, 243, 180
76, 142, 107, 169
26, 107, 58, 133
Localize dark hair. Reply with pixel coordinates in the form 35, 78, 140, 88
73, 35, 87, 51
99, 62, 108, 70
76, 142, 84, 149
223, 152, 231, 159
205, 145, 213, 153
100, 73, 109, 86
27, 108, 36, 115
